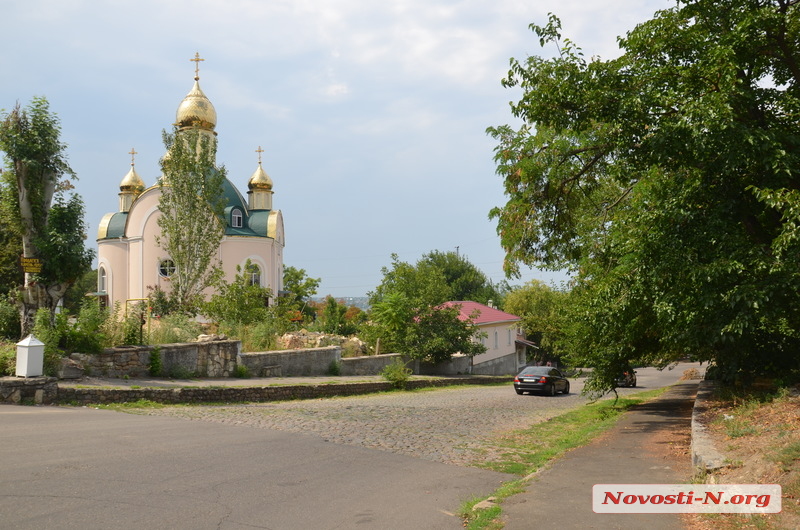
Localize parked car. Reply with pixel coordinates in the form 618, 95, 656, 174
513, 366, 570, 396
616, 369, 637, 388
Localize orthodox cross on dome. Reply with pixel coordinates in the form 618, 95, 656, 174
255, 146, 264, 165
129, 148, 138, 166
190, 52, 204, 80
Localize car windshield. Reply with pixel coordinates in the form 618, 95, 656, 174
518, 367, 551, 376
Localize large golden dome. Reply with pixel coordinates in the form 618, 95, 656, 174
248, 163, 273, 191
119, 165, 145, 192
175, 78, 217, 131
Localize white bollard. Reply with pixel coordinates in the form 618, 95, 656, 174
16, 335, 45, 377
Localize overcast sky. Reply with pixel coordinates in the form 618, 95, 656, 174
1, 0, 673, 299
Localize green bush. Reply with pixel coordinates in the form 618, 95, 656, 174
327, 360, 341, 376
122, 304, 147, 345
221, 319, 278, 352
0, 294, 20, 340
147, 313, 202, 345
380, 358, 412, 389
0, 341, 16, 376
148, 346, 162, 376
31, 309, 71, 375
233, 364, 250, 378
67, 300, 108, 353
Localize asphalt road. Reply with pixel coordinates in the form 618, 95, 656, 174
0, 363, 701, 529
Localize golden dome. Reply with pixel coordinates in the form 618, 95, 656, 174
248, 163, 273, 191
175, 79, 217, 131
119, 165, 145, 192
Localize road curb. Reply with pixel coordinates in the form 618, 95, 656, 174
691, 379, 728, 471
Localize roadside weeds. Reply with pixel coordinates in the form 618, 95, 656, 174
684, 386, 800, 530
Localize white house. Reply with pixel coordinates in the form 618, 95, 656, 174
443, 301, 533, 375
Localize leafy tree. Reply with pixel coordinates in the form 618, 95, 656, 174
0, 175, 22, 296
0, 98, 94, 336
403, 304, 486, 364
204, 260, 272, 327
280, 265, 320, 321
503, 280, 569, 364
62, 268, 97, 314
320, 296, 348, 335
366, 253, 490, 361
157, 126, 226, 314
488, 2, 800, 391
419, 250, 508, 305
368, 253, 450, 309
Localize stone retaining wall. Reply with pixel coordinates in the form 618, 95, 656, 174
239, 346, 340, 376
0, 377, 58, 404
340, 353, 403, 375
56, 376, 509, 405
71, 340, 240, 378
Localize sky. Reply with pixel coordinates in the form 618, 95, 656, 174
0, 0, 674, 299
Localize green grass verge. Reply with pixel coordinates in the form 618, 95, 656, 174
459, 387, 669, 529
93, 399, 167, 411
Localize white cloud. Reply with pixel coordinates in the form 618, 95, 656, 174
0, 0, 675, 297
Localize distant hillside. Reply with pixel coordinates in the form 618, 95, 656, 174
311, 296, 370, 311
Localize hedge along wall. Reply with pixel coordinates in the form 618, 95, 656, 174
71, 340, 240, 378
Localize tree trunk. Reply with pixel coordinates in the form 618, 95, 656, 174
18, 273, 69, 338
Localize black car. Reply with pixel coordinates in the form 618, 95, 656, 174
514, 366, 570, 396
616, 370, 637, 388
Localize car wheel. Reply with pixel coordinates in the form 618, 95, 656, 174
547, 384, 556, 396
562, 382, 570, 394
515, 389, 524, 395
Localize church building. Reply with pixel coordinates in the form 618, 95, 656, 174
96, 55, 284, 310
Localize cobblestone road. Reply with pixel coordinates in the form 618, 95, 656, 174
143, 384, 589, 467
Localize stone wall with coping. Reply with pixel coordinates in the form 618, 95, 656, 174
56, 341, 481, 382
0, 377, 58, 404
340, 353, 403, 376
415, 354, 472, 376
71, 340, 240, 378
56, 376, 509, 406
239, 346, 340, 377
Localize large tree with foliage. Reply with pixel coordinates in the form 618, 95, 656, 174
365, 252, 490, 361
503, 280, 569, 364
157, 126, 226, 313
489, 1, 800, 391
369, 251, 504, 309
0, 98, 93, 336
279, 265, 321, 321
421, 250, 508, 305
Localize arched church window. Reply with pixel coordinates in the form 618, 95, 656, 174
159, 259, 176, 278
232, 209, 243, 228
98, 267, 107, 292
246, 263, 261, 287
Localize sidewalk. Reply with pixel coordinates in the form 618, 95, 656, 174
502, 381, 698, 530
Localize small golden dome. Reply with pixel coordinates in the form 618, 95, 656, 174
248, 163, 273, 191
175, 79, 217, 131
119, 165, 145, 192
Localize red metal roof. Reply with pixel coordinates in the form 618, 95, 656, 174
440, 301, 520, 325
